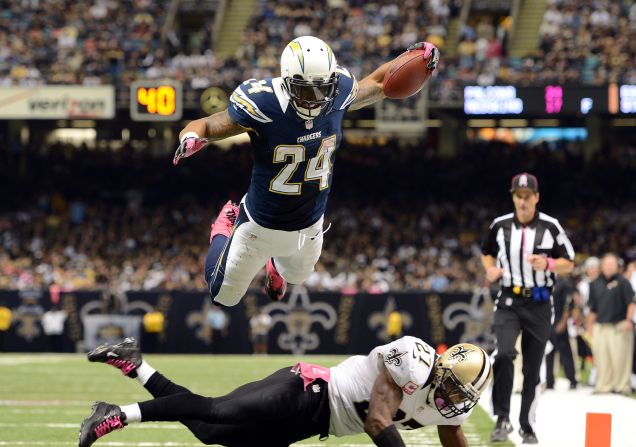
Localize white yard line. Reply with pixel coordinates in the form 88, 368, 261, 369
0, 356, 71, 365
0, 422, 183, 430
0, 443, 202, 447
0, 399, 87, 406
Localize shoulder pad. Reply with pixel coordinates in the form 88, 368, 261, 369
229, 79, 276, 124
380, 336, 434, 388
334, 66, 358, 110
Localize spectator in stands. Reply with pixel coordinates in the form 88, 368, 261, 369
577, 257, 600, 307
0, 302, 11, 351
206, 307, 228, 353
545, 277, 577, 390
574, 256, 600, 372
41, 304, 67, 352
142, 307, 165, 353
386, 310, 403, 342
586, 253, 636, 395
626, 260, 636, 292
249, 309, 272, 355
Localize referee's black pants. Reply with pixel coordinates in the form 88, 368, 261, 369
492, 293, 552, 432
138, 367, 330, 447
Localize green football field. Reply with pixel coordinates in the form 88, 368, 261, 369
0, 354, 512, 447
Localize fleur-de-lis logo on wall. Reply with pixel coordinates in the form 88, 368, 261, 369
186, 297, 230, 344
368, 297, 413, 342
14, 292, 44, 342
186, 299, 212, 343
263, 285, 336, 355
14, 308, 42, 341
443, 287, 496, 352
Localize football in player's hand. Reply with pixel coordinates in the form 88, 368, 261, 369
382, 49, 435, 99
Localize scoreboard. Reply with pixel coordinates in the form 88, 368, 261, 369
130, 80, 182, 121
124, 81, 636, 120
464, 84, 636, 116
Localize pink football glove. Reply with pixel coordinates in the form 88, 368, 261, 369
406, 42, 440, 72
173, 137, 208, 166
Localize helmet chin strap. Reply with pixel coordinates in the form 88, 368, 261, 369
292, 103, 322, 121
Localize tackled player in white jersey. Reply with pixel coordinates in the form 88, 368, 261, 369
78, 336, 492, 447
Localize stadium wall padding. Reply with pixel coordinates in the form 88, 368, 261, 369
0, 286, 496, 354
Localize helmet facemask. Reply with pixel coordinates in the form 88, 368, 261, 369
429, 343, 492, 419
283, 73, 339, 120
432, 367, 480, 418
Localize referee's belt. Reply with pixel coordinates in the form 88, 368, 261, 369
502, 286, 551, 301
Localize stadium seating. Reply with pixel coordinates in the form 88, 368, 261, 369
3, 0, 634, 89
2, 139, 636, 292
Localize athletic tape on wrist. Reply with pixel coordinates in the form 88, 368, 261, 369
180, 131, 199, 144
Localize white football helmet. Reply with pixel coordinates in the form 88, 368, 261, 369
280, 36, 339, 120
429, 343, 493, 418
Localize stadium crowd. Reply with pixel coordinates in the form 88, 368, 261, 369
2, 0, 634, 91
453, 0, 636, 86
0, 0, 456, 90
0, 0, 171, 86
2, 139, 636, 294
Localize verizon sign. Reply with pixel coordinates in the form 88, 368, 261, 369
0, 86, 115, 119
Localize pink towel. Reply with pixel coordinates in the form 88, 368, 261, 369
292, 362, 331, 390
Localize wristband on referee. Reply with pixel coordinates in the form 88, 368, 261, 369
546, 257, 556, 271
372, 425, 406, 447
180, 131, 199, 144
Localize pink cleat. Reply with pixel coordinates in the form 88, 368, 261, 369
78, 402, 126, 447
209, 200, 239, 243
265, 259, 287, 301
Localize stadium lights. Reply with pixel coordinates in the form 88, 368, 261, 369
619, 85, 636, 114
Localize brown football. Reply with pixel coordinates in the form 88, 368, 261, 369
382, 49, 434, 99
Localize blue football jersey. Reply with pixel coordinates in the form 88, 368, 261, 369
227, 67, 358, 231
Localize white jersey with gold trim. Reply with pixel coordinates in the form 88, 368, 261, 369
327, 336, 473, 436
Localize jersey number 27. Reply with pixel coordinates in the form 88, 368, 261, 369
269, 135, 336, 195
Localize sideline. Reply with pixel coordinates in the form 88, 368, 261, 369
480, 378, 636, 446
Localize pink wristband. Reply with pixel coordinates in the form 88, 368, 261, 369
546, 257, 556, 271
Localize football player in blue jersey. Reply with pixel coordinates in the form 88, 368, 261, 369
173, 36, 439, 307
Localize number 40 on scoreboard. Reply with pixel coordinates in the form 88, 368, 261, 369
130, 80, 183, 121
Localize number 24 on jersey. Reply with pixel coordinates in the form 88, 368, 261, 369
269, 135, 336, 195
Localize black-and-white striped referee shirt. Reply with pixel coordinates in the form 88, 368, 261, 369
482, 212, 575, 288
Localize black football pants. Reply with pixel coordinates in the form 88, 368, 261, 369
492, 294, 552, 432
545, 328, 576, 387
139, 367, 329, 447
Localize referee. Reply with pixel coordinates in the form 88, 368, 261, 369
482, 173, 574, 444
